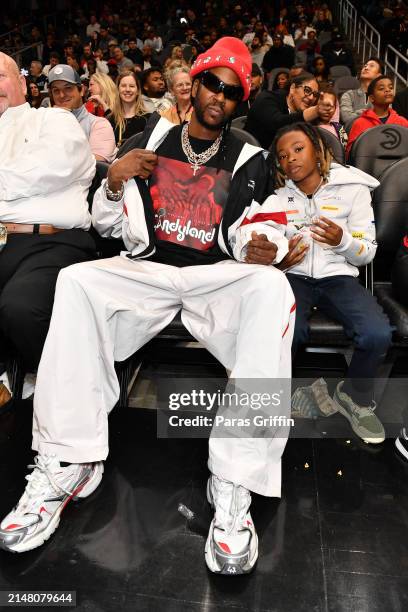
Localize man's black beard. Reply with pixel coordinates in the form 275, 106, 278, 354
146, 89, 165, 99
194, 98, 228, 132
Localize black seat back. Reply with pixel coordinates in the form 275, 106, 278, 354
317, 127, 345, 164
372, 157, 408, 279
333, 76, 360, 98
230, 126, 261, 147
231, 116, 247, 130
349, 125, 408, 179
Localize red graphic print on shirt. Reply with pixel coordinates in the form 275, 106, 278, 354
150, 157, 231, 251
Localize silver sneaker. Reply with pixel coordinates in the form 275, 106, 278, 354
205, 474, 258, 575
0, 454, 103, 553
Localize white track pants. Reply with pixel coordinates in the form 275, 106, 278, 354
32, 256, 295, 497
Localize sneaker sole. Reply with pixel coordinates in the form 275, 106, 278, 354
333, 397, 385, 444
1, 463, 104, 554
395, 438, 408, 461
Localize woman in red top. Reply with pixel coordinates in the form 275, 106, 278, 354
85, 72, 118, 118
346, 76, 408, 157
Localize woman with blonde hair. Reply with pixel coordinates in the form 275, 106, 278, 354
160, 65, 193, 125
110, 70, 151, 146
85, 72, 119, 117
171, 45, 185, 62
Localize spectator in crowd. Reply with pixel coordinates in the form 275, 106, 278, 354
275, 24, 295, 48
260, 30, 273, 53
42, 33, 63, 67
98, 25, 114, 53
140, 67, 173, 113
297, 30, 321, 71
144, 26, 163, 53
85, 72, 118, 118
112, 46, 134, 72
66, 55, 81, 74
93, 48, 109, 75
126, 37, 144, 68
110, 70, 151, 146
245, 73, 328, 149
63, 42, 76, 63
71, 35, 84, 63
0, 52, 96, 410
42, 52, 60, 77
314, 87, 348, 148
294, 17, 315, 42
312, 55, 332, 87
234, 63, 264, 117
250, 35, 267, 68
266, 122, 391, 443
82, 57, 97, 79
346, 76, 408, 156
27, 81, 44, 108
313, 9, 333, 34
48, 64, 116, 163
322, 32, 355, 75
262, 33, 295, 76
86, 14, 101, 38
160, 65, 193, 124
107, 58, 119, 81
393, 84, 408, 120
243, 20, 273, 47
29, 60, 47, 90
340, 57, 383, 124
271, 70, 290, 91
0, 38, 295, 579
142, 44, 161, 70
79, 44, 94, 69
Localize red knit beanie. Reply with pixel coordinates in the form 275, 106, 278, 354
190, 37, 252, 101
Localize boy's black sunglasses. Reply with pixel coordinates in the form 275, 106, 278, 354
199, 70, 244, 102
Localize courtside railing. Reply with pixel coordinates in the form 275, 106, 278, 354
335, 0, 408, 88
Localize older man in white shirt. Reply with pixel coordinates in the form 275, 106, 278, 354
0, 52, 96, 406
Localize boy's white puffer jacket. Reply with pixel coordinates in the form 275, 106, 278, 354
262, 163, 380, 279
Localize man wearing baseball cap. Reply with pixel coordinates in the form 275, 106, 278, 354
48, 64, 116, 162
0, 39, 294, 577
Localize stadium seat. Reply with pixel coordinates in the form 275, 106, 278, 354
317, 127, 345, 164
329, 65, 352, 79
230, 126, 261, 146
372, 158, 408, 344
231, 116, 247, 130
333, 76, 360, 98
348, 124, 408, 179
372, 157, 408, 275
344, 116, 356, 134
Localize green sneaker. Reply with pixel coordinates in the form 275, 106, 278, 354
333, 381, 385, 444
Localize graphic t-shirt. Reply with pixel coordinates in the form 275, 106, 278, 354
149, 125, 243, 267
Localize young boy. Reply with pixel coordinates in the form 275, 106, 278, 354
346, 75, 408, 156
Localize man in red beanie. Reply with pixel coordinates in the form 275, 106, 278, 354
0, 38, 295, 576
